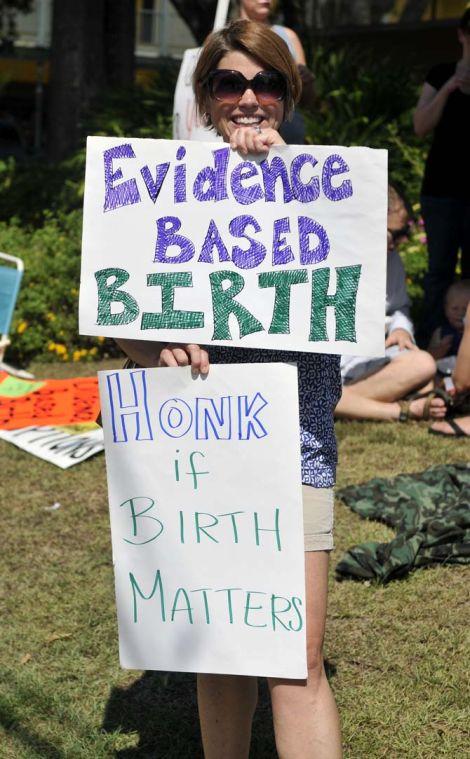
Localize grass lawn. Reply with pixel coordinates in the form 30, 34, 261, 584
1, 360, 468, 758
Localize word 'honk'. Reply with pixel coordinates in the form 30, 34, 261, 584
106, 369, 269, 444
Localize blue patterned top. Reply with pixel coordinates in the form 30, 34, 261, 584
209, 346, 341, 488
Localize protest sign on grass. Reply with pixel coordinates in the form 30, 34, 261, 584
98, 363, 306, 678
0, 423, 103, 468
80, 137, 387, 356
0, 372, 100, 430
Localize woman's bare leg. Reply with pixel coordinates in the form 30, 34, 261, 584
197, 674, 258, 759
268, 552, 342, 759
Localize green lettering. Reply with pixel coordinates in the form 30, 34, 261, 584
95, 267, 139, 326
254, 508, 281, 551
244, 591, 267, 627
289, 596, 304, 632
195, 512, 219, 543
215, 587, 242, 624
171, 587, 194, 623
270, 594, 292, 631
129, 570, 165, 623
258, 269, 308, 334
310, 265, 361, 342
218, 511, 244, 543
142, 272, 204, 330
210, 270, 263, 340
191, 588, 212, 624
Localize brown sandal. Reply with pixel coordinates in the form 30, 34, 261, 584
399, 388, 452, 422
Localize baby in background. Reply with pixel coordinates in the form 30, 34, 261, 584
427, 280, 470, 365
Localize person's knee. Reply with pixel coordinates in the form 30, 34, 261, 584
393, 349, 436, 385
412, 349, 437, 383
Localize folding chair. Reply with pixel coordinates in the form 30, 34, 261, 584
0, 251, 34, 378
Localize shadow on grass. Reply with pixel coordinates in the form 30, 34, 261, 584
102, 672, 278, 758
102, 664, 337, 757
102, 672, 201, 758
0, 699, 64, 759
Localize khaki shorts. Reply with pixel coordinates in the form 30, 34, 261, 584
302, 485, 335, 552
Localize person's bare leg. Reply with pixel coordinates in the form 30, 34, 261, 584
430, 415, 470, 436
335, 384, 447, 421
347, 350, 436, 403
268, 552, 342, 759
335, 352, 447, 421
197, 674, 258, 759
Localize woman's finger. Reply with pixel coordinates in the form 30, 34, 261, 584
199, 347, 210, 374
171, 348, 190, 366
158, 347, 179, 367
185, 344, 210, 374
262, 128, 285, 147
230, 127, 246, 152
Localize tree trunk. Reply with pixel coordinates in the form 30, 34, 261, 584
47, 0, 106, 160
104, 0, 135, 87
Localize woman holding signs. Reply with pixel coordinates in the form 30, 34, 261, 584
117, 20, 342, 759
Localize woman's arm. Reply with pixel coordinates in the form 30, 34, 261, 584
115, 338, 209, 373
285, 27, 306, 65
453, 304, 470, 393
413, 76, 462, 137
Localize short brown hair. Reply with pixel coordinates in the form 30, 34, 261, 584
193, 20, 302, 129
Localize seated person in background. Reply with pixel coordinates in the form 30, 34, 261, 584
430, 300, 470, 437
335, 187, 447, 422
427, 279, 470, 368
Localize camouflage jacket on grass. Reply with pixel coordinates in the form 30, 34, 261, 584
336, 463, 470, 584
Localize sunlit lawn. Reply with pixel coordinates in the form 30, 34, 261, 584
1, 360, 468, 758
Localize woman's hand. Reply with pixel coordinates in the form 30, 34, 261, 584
385, 328, 417, 351
158, 343, 210, 374
115, 339, 209, 373
229, 126, 285, 157
443, 72, 466, 95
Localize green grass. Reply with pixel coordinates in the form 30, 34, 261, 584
1, 360, 468, 758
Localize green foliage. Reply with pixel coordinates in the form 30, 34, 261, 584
85, 61, 178, 140
0, 152, 86, 227
0, 210, 118, 365
0, 67, 177, 227
399, 211, 428, 324
0, 67, 180, 366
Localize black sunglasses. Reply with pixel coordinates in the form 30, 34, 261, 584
206, 69, 287, 105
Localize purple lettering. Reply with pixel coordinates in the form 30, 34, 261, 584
154, 216, 195, 264
321, 154, 353, 202
298, 216, 330, 264
103, 144, 141, 212
229, 215, 266, 270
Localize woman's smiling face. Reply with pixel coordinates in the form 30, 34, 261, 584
208, 50, 284, 142
239, 0, 272, 23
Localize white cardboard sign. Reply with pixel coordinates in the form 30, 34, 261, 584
172, 48, 223, 143
80, 137, 387, 356
0, 424, 104, 468
98, 363, 307, 678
